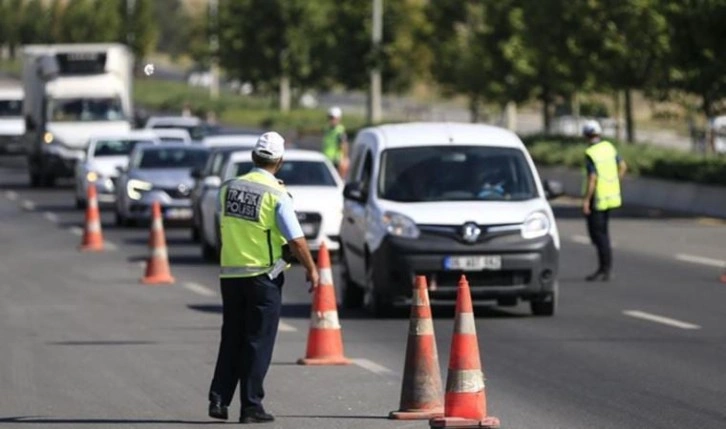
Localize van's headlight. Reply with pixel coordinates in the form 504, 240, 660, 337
43, 132, 54, 144
522, 211, 550, 239
127, 179, 153, 200
86, 171, 98, 182
382, 211, 420, 239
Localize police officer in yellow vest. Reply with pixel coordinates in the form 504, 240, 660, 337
582, 120, 627, 282
322, 106, 349, 177
208, 131, 320, 424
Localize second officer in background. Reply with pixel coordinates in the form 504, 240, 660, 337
581, 120, 627, 281
208, 131, 320, 424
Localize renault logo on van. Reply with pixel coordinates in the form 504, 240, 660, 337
461, 222, 481, 243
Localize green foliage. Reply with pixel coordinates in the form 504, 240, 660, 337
523, 135, 726, 186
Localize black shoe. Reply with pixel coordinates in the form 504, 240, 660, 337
208, 394, 228, 420
585, 270, 610, 282
240, 409, 275, 424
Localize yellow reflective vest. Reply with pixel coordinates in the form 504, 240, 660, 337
322, 123, 345, 163
218, 170, 287, 278
583, 140, 622, 211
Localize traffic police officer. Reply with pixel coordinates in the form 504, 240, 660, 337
208, 131, 320, 423
321, 106, 349, 178
582, 120, 627, 281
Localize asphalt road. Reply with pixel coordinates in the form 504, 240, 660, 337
1, 154, 725, 429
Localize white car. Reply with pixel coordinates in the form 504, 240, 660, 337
201, 134, 259, 148
198, 149, 344, 261
74, 130, 161, 208
0, 86, 25, 154
150, 128, 192, 144
339, 122, 563, 317
144, 115, 214, 141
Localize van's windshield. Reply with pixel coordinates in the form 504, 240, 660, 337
378, 146, 538, 202
48, 97, 125, 122
0, 99, 22, 117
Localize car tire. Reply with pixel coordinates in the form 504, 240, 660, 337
530, 282, 558, 316
363, 259, 393, 318
340, 246, 363, 309
115, 209, 130, 227
75, 197, 86, 210
191, 224, 200, 242
201, 222, 219, 262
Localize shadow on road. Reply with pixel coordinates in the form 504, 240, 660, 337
46, 340, 158, 346
551, 202, 706, 220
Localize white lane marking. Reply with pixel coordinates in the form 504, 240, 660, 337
69, 226, 83, 236
5, 191, 18, 201
105, 241, 118, 251
43, 211, 59, 223
21, 200, 35, 211
182, 282, 217, 297
278, 321, 297, 332
623, 310, 701, 330
675, 253, 725, 268
352, 358, 396, 376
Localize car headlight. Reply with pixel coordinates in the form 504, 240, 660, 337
86, 171, 98, 182
382, 211, 420, 239
127, 179, 153, 200
522, 211, 551, 239
43, 132, 54, 144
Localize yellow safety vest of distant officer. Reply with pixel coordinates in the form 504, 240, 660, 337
208, 131, 320, 424
581, 120, 627, 282
321, 106, 350, 178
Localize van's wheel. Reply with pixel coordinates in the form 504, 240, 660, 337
75, 197, 86, 210
191, 224, 200, 242
363, 261, 393, 318
340, 247, 363, 309
530, 283, 558, 316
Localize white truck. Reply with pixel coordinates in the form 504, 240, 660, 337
0, 85, 25, 154
22, 43, 134, 187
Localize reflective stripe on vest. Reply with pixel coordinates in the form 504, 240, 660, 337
322, 124, 345, 162
219, 171, 288, 278
583, 141, 622, 211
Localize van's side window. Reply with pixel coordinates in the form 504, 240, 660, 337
348, 142, 364, 184
360, 152, 373, 195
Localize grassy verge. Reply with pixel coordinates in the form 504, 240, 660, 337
523, 134, 726, 186
133, 78, 368, 134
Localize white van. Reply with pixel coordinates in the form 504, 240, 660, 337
338, 122, 563, 317
0, 86, 25, 154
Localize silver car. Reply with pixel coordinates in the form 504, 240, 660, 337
74, 130, 160, 209
114, 143, 210, 226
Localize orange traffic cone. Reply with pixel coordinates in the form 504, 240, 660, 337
430, 275, 500, 429
140, 201, 175, 285
297, 242, 351, 365
389, 275, 444, 420
79, 183, 104, 252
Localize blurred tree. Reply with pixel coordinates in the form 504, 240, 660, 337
324, 0, 433, 94
218, 0, 332, 111
663, 0, 726, 119
428, 0, 535, 122
126, 0, 158, 61
593, 0, 671, 143
19, 0, 50, 44
1, 0, 23, 58
153, 0, 192, 59
48, 0, 66, 44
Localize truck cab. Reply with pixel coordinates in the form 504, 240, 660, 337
22, 44, 134, 187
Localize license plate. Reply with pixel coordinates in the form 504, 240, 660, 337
166, 208, 193, 219
301, 223, 317, 236
443, 255, 502, 271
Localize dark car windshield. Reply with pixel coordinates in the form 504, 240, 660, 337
235, 161, 337, 186
134, 147, 209, 169
93, 139, 154, 157
378, 146, 537, 202
0, 99, 22, 117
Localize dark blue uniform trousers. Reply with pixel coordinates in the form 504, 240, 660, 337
209, 273, 283, 413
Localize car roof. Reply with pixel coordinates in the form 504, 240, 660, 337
89, 130, 160, 142
358, 122, 526, 150
149, 128, 191, 138
227, 148, 329, 164
134, 142, 208, 151
145, 116, 202, 126
202, 134, 259, 147
0, 86, 23, 98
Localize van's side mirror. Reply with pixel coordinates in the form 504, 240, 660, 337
343, 182, 367, 202
203, 176, 222, 189
543, 179, 564, 200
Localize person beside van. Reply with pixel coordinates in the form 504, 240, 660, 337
581, 120, 627, 282
321, 106, 349, 178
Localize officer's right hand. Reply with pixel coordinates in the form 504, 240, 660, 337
306, 269, 320, 293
